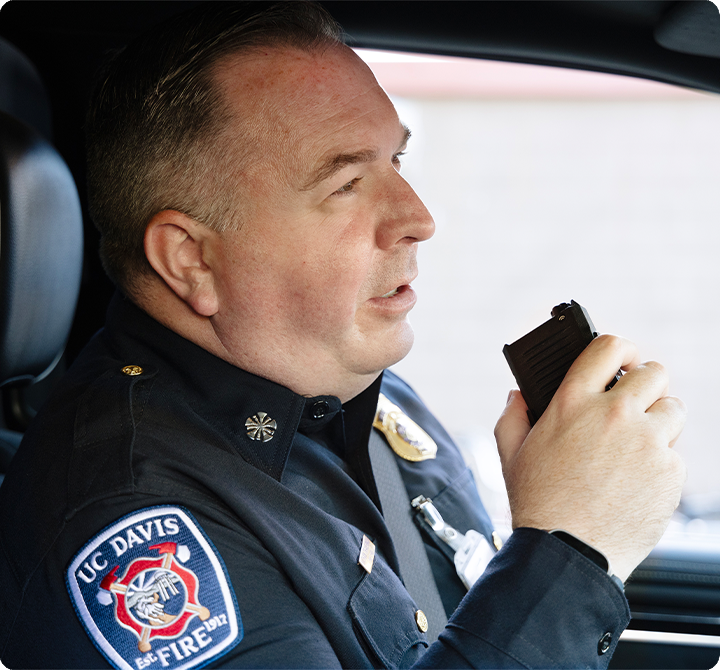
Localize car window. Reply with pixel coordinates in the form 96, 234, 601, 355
357, 50, 720, 532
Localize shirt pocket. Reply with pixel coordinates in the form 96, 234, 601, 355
425, 467, 497, 563
348, 555, 428, 669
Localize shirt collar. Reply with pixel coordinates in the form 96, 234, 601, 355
104, 292, 377, 481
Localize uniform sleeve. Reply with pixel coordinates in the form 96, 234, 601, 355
11, 497, 629, 670
187, 507, 344, 669
416, 528, 630, 669
201, 509, 631, 669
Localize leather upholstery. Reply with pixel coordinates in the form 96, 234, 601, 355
0, 38, 52, 142
0, 110, 83, 387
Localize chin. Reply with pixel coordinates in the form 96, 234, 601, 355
356, 322, 415, 375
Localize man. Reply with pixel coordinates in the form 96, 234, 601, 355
0, 3, 686, 669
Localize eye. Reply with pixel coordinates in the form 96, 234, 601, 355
392, 151, 406, 169
334, 177, 362, 195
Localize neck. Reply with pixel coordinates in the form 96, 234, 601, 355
133, 278, 381, 403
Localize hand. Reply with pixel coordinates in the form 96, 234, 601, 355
132, 594, 166, 622
494, 334, 687, 582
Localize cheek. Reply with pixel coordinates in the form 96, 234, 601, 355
282, 255, 367, 333
218, 214, 375, 338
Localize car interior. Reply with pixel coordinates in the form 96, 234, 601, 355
0, 2, 719, 668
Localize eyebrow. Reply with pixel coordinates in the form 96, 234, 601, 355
300, 125, 412, 191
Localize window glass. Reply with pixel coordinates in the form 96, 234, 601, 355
357, 50, 720, 532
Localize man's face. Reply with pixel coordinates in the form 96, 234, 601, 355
207, 45, 435, 401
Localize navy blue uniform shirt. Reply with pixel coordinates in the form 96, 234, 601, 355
0, 293, 629, 668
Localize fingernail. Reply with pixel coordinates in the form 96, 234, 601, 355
506, 390, 513, 405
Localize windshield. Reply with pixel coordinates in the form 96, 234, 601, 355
357, 50, 720, 534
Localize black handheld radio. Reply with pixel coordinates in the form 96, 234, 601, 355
502, 300, 621, 425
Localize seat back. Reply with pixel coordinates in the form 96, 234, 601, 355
0, 39, 83, 482
0, 111, 83, 387
0, 38, 52, 142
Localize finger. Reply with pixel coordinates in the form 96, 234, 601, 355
611, 360, 670, 410
562, 334, 640, 394
645, 394, 687, 447
494, 390, 532, 468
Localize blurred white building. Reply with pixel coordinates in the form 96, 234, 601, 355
357, 50, 720, 518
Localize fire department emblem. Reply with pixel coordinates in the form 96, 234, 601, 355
100, 541, 210, 652
67, 506, 242, 670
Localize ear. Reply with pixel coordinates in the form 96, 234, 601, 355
144, 210, 219, 317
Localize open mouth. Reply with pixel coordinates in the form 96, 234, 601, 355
381, 287, 399, 298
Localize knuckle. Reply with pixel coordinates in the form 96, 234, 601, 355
675, 393, 687, 411
549, 384, 583, 419
666, 394, 687, 416
640, 359, 667, 378
593, 332, 626, 353
604, 393, 635, 425
653, 394, 687, 428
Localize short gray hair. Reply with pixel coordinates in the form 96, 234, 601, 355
86, 2, 343, 295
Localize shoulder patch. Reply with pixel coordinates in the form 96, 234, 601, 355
66, 506, 242, 670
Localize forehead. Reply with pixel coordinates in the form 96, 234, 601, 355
214, 45, 403, 173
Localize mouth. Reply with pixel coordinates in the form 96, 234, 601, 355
369, 283, 417, 313
378, 274, 417, 300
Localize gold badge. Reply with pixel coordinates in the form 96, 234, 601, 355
373, 393, 437, 461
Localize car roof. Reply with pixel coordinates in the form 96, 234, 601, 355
2, 1, 720, 93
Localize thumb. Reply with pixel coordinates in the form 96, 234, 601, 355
494, 390, 532, 469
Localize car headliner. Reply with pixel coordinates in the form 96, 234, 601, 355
2, 1, 720, 92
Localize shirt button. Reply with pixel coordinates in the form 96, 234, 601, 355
598, 631, 612, 655
415, 609, 428, 633
311, 400, 330, 419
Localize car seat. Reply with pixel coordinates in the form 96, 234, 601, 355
0, 38, 83, 485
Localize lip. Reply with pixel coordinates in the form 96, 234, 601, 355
376, 272, 418, 299
368, 283, 417, 313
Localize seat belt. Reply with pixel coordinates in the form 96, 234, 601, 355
368, 427, 448, 643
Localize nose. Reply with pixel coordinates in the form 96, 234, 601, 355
375, 171, 435, 250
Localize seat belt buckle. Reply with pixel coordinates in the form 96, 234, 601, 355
411, 496, 496, 589
453, 529, 496, 589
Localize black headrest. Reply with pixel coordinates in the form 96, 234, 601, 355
0, 111, 83, 386
0, 38, 53, 142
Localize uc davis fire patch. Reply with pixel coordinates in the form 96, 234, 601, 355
66, 506, 242, 670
